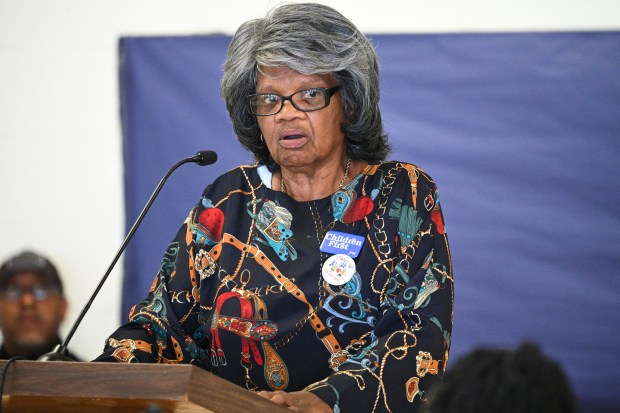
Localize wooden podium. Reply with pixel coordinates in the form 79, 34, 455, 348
0, 360, 291, 412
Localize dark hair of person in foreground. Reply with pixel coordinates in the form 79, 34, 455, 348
426, 342, 579, 413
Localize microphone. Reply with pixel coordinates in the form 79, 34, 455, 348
192, 150, 218, 166
38, 150, 218, 361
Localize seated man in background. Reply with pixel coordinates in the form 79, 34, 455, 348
425, 341, 578, 413
0, 251, 79, 360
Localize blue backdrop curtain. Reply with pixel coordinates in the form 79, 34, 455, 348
119, 32, 620, 411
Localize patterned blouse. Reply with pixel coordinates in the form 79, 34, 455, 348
96, 160, 453, 412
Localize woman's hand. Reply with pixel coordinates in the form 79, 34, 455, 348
257, 390, 333, 413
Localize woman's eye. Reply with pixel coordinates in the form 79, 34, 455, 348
264, 95, 279, 104
301, 89, 319, 99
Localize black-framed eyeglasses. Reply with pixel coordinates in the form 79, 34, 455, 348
0, 284, 59, 302
247, 86, 340, 116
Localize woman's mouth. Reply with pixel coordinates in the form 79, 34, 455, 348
279, 134, 308, 148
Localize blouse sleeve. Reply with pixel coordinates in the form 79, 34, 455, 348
306, 167, 454, 412
93, 204, 209, 365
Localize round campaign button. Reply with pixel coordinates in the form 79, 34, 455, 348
322, 254, 356, 286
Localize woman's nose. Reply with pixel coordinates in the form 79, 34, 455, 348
275, 99, 304, 120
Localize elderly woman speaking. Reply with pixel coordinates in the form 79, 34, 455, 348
97, 3, 453, 413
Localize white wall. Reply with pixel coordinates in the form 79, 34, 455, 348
0, 0, 618, 361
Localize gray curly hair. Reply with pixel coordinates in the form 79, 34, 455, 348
220, 2, 390, 167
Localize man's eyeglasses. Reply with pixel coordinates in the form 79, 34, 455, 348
0, 285, 59, 302
247, 86, 340, 116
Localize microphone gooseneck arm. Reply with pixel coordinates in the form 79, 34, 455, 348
38, 150, 217, 361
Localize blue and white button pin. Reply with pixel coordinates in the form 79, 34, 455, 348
320, 230, 365, 258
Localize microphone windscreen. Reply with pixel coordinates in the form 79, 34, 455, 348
195, 150, 218, 166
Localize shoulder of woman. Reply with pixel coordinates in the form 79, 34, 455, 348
203, 164, 260, 195
375, 160, 438, 186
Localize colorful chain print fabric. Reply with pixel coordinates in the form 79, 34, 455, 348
96, 161, 453, 413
